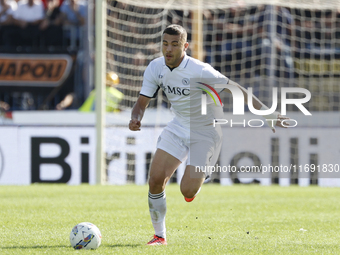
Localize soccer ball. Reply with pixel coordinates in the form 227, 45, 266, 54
69, 222, 102, 250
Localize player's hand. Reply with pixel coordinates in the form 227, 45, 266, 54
272, 114, 290, 133
129, 119, 141, 131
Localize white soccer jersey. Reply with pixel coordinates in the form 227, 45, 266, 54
140, 52, 229, 128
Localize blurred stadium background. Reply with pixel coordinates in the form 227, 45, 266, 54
0, 0, 340, 186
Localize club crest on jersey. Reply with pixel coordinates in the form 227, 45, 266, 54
182, 78, 190, 85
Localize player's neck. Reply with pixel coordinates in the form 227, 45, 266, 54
166, 54, 185, 71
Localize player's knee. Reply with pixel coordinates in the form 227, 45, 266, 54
148, 175, 165, 193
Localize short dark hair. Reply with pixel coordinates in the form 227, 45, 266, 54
163, 24, 187, 44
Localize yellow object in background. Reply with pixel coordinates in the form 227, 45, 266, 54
79, 72, 124, 112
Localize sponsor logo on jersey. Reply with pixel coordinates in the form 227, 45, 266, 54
164, 85, 190, 96
160, 82, 190, 96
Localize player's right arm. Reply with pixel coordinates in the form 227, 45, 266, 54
129, 95, 151, 131
130, 57, 161, 131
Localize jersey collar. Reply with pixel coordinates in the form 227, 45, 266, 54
177, 52, 189, 70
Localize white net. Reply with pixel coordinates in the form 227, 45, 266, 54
105, 0, 340, 185
107, 0, 340, 112
113, 0, 340, 10
106, 2, 165, 109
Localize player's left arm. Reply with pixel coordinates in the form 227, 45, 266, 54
225, 79, 289, 133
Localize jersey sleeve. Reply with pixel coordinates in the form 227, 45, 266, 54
201, 65, 229, 93
140, 62, 160, 98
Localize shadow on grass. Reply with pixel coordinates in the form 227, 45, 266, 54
1, 245, 70, 249
0, 244, 142, 249
103, 244, 142, 248
1, 244, 143, 250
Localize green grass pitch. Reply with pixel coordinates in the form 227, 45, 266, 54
1, 184, 340, 254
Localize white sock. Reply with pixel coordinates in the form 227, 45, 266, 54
148, 190, 166, 239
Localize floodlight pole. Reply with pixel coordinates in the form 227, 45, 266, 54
95, 0, 107, 185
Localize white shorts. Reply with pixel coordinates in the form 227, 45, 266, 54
156, 119, 222, 170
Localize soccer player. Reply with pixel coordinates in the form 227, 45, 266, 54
129, 24, 288, 246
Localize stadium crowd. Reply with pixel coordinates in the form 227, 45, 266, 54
0, 0, 87, 48
0, 0, 89, 112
